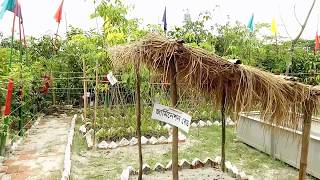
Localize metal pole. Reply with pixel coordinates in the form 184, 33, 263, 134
135, 60, 143, 180
299, 99, 314, 180
170, 58, 179, 180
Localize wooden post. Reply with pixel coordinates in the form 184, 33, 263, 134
221, 83, 227, 172
67, 73, 70, 104
83, 59, 87, 122
51, 71, 56, 105
170, 58, 179, 180
93, 59, 98, 148
18, 38, 24, 136
135, 60, 143, 180
18, 86, 23, 136
298, 99, 314, 180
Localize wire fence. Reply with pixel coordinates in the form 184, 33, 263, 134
1, 69, 319, 143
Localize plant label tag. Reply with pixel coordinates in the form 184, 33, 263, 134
86, 92, 90, 97
151, 103, 192, 133
107, 72, 118, 86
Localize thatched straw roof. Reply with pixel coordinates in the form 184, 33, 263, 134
109, 34, 320, 129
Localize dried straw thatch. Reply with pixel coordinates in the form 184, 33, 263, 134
109, 34, 320, 128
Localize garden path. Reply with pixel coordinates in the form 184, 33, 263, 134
0, 114, 71, 180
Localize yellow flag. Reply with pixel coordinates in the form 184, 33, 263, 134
271, 17, 277, 35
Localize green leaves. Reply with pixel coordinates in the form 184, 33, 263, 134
93, 0, 145, 46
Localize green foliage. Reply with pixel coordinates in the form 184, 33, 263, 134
93, 0, 146, 46
120, 64, 150, 98
90, 106, 167, 141
169, 10, 215, 52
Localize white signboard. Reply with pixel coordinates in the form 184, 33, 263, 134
151, 103, 192, 133
107, 72, 118, 86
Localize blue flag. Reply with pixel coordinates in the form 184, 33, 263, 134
247, 14, 254, 32
0, 0, 15, 20
162, 7, 167, 32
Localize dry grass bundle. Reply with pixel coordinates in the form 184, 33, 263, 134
109, 34, 320, 128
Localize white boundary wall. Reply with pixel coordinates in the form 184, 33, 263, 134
236, 112, 320, 179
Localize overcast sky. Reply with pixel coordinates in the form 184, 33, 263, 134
0, 0, 319, 40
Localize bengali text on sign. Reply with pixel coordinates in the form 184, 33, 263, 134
151, 103, 192, 133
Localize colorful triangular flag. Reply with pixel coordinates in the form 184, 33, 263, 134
271, 17, 277, 35
162, 6, 167, 32
11, 1, 22, 23
54, 0, 64, 23
247, 14, 254, 32
0, 0, 16, 20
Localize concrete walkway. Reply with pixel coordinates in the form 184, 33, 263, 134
0, 115, 71, 180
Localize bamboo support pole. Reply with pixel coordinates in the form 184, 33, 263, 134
18, 34, 24, 136
221, 83, 227, 172
298, 99, 315, 180
67, 73, 70, 104
51, 71, 56, 105
83, 59, 87, 122
135, 60, 143, 180
170, 58, 179, 180
93, 59, 98, 148
18, 86, 23, 136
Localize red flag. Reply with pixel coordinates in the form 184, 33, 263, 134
54, 0, 64, 23
4, 79, 14, 116
315, 31, 319, 53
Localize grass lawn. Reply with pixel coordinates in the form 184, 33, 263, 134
71, 121, 315, 179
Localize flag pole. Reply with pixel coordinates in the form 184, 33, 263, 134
55, 23, 60, 38
162, 6, 179, 180
18, 14, 24, 136
9, 12, 16, 69
52, 0, 64, 105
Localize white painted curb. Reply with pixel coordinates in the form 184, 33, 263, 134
61, 114, 77, 180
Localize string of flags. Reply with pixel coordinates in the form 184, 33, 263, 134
0, 1, 319, 55
0, 0, 64, 37
0, 0, 25, 45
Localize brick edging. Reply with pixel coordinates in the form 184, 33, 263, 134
121, 156, 254, 180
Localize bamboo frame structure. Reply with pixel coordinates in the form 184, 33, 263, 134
170, 58, 179, 180
299, 99, 315, 179
109, 34, 320, 179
